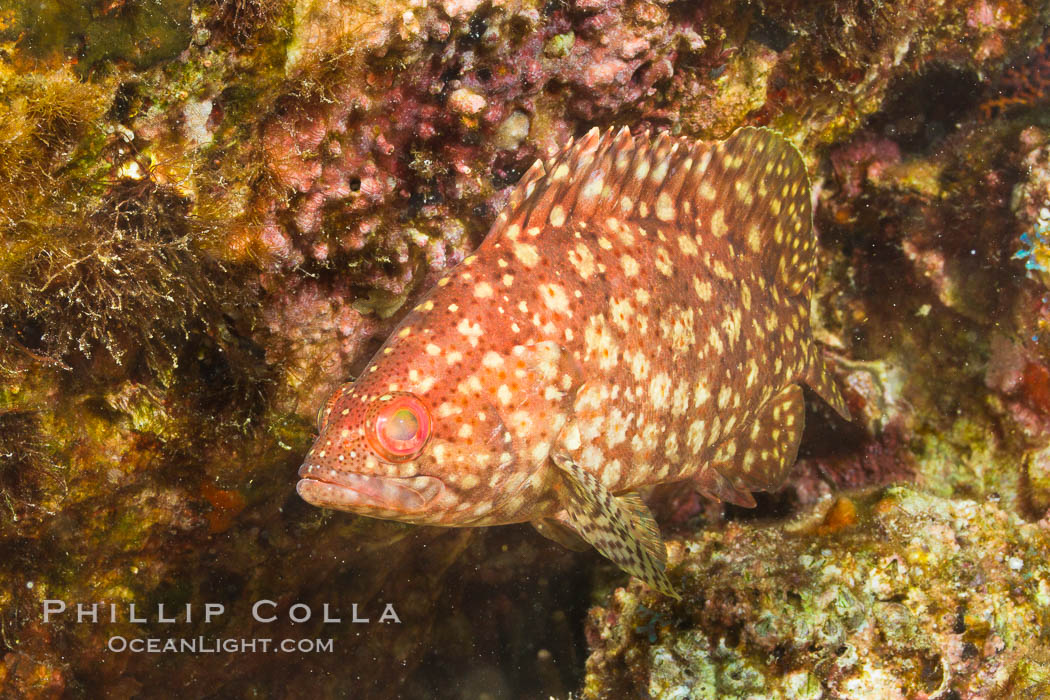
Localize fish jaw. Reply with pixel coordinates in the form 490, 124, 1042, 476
296, 463, 445, 516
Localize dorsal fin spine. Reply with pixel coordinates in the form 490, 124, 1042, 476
655, 142, 705, 224
611, 132, 654, 218
612, 127, 635, 172
603, 129, 637, 215
559, 128, 616, 224
517, 150, 572, 230
520, 129, 603, 231
506, 160, 546, 211
567, 132, 618, 224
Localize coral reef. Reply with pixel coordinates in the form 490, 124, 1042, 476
981, 29, 1050, 119
584, 487, 1050, 699
1, 0, 1050, 696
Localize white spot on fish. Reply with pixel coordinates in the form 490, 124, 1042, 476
549, 205, 566, 227
513, 241, 540, 267
711, 209, 727, 237
621, 254, 639, 277
456, 318, 483, 346
649, 372, 672, 410
609, 297, 633, 331
656, 192, 674, 221
606, 408, 629, 449
580, 444, 604, 470
539, 282, 570, 315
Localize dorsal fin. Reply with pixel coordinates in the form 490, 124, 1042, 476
703, 128, 816, 297
490, 126, 818, 297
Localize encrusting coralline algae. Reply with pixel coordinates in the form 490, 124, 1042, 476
585, 487, 1050, 699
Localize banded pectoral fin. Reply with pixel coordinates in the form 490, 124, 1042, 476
694, 383, 806, 507
548, 451, 679, 599
531, 516, 589, 552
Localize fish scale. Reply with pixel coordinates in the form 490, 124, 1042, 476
297, 126, 851, 597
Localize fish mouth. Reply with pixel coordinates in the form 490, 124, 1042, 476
296, 464, 445, 514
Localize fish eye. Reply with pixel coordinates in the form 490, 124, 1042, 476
387, 408, 419, 441
369, 393, 432, 462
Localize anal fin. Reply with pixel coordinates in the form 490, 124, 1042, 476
694, 466, 757, 508
552, 454, 679, 599
695, 384, 807, 506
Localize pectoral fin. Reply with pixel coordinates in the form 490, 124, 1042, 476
551, 453, 679, 599
695, 384, 806, 506
531, 516, 589, 552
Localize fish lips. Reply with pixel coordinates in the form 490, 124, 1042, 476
296, 464, 445, 514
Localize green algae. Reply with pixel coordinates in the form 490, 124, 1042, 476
544, 31, 574, 59
0, 64, 112, 205
352, 287, 412, 320
0, 181, 226, 368
3, 0, 193, 74
915, 416, 1021, 509
0, 55, 273, 395
0, 408, 61, 528
198, 0, 294, 50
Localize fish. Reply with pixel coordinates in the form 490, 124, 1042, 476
296, 126, 851, 598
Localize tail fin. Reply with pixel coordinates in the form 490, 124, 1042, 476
805, 347, 851, 420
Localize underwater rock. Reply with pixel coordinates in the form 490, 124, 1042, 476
1026, 445, 1050, 516
1009, 127, 1050, 347
583, 487, 1050, 699
1, 0, 194, 73
0, 0, 1048, 696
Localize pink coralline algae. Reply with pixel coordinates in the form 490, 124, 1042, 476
830, 133, 903, 199
261, 278, 382, 414
261, 93, 397, 240
252, 0, 715, 280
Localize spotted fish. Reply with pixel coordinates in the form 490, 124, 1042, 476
297, 126, 851, 597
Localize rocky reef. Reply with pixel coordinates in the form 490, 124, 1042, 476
585, 487, 1050, 699
1, 0, 1050, 697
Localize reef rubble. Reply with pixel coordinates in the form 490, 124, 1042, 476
584, 487, 1050, 700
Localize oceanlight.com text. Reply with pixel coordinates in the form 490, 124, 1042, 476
106, 636, 335, 653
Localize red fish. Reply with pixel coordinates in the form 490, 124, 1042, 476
297, 127, 850, 597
